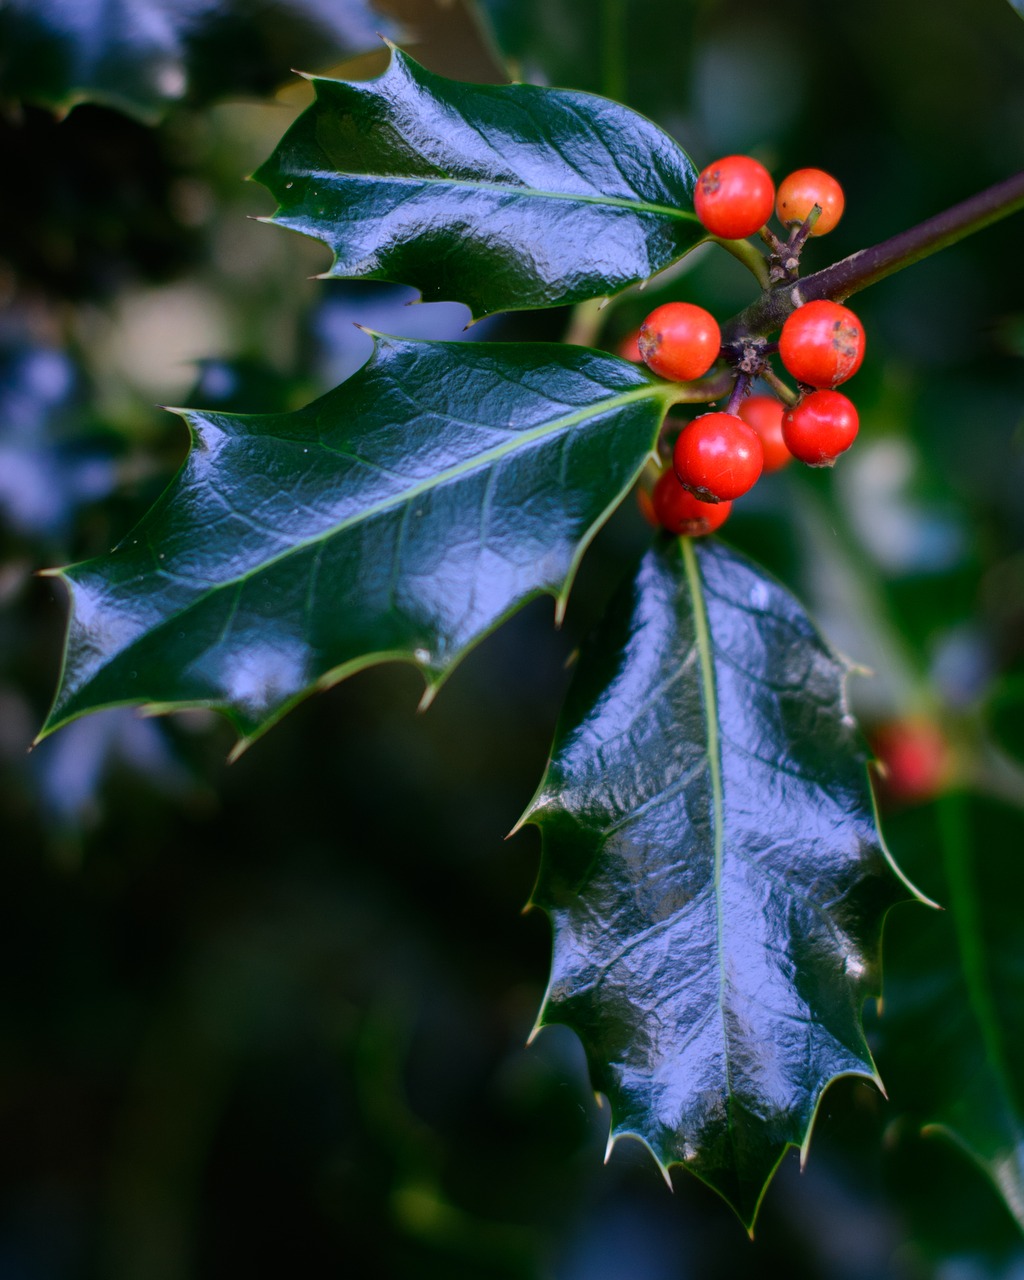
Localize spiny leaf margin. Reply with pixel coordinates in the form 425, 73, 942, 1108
41, 335, 676, 754
253, 46, 704, 319
523, 535, 925, 1229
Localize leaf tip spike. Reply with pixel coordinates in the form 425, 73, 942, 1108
506, 811, 529, 839
416, 680, 439, 714
227, 736, 254, 765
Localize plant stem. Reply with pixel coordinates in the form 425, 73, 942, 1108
722, 171, 1024, 345
726, 373, 751, 415
713, 236, 770, 288
665, 366, 735, 406
564, 297, 606, 348
760, 366, 797, 405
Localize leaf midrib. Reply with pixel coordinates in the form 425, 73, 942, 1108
78, 381, 671, 667
681, 539, 732, 1134
284, 168, 699, 222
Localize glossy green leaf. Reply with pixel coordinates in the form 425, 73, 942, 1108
0, 0, 393, 122
472, 0, 701, 135
42, 337, 674, 752
254, 48, 703, 319
877, 795, 1024, 1232
524, 536, 920, 1229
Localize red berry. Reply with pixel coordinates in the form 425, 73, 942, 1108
775, 168, 845, 235
637, 483, 659, 526
871, 719, 950, 805
652, 469, 732, 536
778, 299, 865, 388
673, 411, 763, 502
781, 390, 859, 466
638, 302, 720, 382
617, 327, 642, 362
694, 155, 775, 240
738, 395, 792, 472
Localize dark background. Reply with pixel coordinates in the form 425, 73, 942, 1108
1, 1, 1023, 1276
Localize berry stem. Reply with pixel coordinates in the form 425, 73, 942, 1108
711, 235, 771, 288
722, 170, 1024, 345
787, 204, 821, 258
760, 366, 799, 406
759, 225, 786, 256
726, 373, 751, 416
663, 366, 735, 405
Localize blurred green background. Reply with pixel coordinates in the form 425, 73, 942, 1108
2, 0, 1024, 1275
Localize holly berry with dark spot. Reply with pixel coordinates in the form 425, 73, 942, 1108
673, 411, 763, 502
638, 302, 720, 382
779, 299, 865, 388
693, 155, 775, 240
651, 468, 733, 536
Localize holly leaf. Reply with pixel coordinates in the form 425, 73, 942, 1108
876, 795, 1024, 1232
0, 0, 394, 122
41, 337, 675, 753
472, 0, 701, 135
254, 47, 703, 319
523, 537, 922, 1229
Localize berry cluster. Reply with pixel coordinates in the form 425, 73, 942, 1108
626, 161, 868, 537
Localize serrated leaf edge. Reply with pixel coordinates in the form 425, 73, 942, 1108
253, 47, 705, 318
518, 533, 934, 1230
38, 336, 673, 756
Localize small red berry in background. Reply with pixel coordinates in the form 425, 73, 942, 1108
738, 395, 792, 472
638, 302, 720, 382
694, 155, 775, 240
775, 168, 845, 236
779, 299, 865, 388
871, 719, 951, 806
781, 391, 859, 466
673, 411, 763, 502
616, 327, 642, 361
652, 469, 732, 536
637, 483, 659, 527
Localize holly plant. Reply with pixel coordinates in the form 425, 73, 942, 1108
25, 10, 1024, 1247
